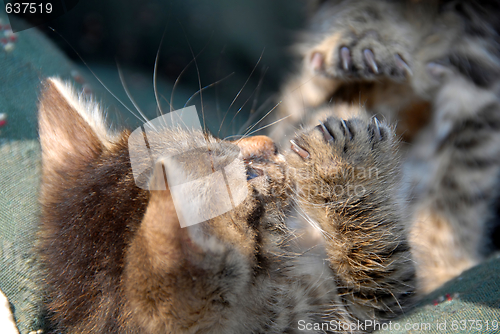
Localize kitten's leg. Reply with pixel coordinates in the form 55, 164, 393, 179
406, 69, 500, 293
287, 116, 416, 323
123, 140, 292, 333
123, 160, 260, 333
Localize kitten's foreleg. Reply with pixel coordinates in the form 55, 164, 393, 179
123, 158, 270, 334
287, 116, 416, 322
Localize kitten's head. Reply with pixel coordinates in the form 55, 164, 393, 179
37, 77, 291, 332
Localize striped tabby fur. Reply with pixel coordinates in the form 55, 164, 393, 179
274, 0, 500, 293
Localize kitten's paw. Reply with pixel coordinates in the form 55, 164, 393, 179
287, 118, 415, 318
309, 33, 412, 81
287, 117, 397, 202
307, 4, 414, 83
290, 117, 394, 169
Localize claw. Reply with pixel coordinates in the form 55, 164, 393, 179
310, 52, 324, 72
340, 120, 353, 140
318, 121, 334, 142
363, 49, 379, 74
427, 62, 452, 78
372, 118, 383, 140
340, 47, 351, 71
395, 54, 413, 77
290, 140, 310, 159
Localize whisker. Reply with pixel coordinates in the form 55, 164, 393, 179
250, 66, 268, 115
48, 27, 146, 125
214, 45, 227, 128
179, 22, 213, 136
225, 66, 269, 138
170, 57, 195, 114
153, 38, 166, 117
294, 204, 335, 241
219, 49, 265, 136
160, 94, 173, 109
237, 95, 274, 135
116, 62, 154, 129
152, 25, 176, 130
169, 30, 212, 134
183, 72, 235, 108
237, 100, 282, 143
242, 115, 291, 138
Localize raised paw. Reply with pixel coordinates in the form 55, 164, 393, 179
306, 3, 413, 82
309, 35, 412, 82
287, 117, 398, 203
287, 117, 415, 318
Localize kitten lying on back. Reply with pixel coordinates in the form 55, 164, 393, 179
274, 0, 500, 293
38, 77, 414, 333
36, 0, 500, 332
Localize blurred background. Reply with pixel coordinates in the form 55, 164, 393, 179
37, 0, 307, 138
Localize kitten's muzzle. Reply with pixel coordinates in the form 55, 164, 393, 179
235, 136, 282, 180
235, 135, 278, 161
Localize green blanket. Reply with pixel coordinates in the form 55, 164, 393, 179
0, 10, 75, 334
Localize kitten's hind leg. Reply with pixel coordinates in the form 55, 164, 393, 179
287, 115, 416, 323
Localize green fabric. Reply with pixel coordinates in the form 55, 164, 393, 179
0, 141, 43, 334
0, 15, 75, 141
375, 254, 500, 334
0, 9, 76, 334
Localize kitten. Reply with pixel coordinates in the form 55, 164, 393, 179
37, 77, 415, 333
37, 0, 500, 331
274, 0, 500, 293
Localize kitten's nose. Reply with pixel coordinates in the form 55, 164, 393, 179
236, 136, 277, 160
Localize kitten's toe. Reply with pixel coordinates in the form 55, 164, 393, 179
355, 47, 412, 80
368, 117, 386, 142
363, 49, 379, 74
394, 54, 413, 77
340, 46, 352, 71
310, 51, 325, 72
308, 36, 413, 82
290, 139, 310, 159
319, 118, 355, 144
324, 117, 394, 158
317, 121, 334, 142
288, 115, 396, 172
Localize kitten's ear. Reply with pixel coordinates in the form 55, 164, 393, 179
38, 78, 117, 174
